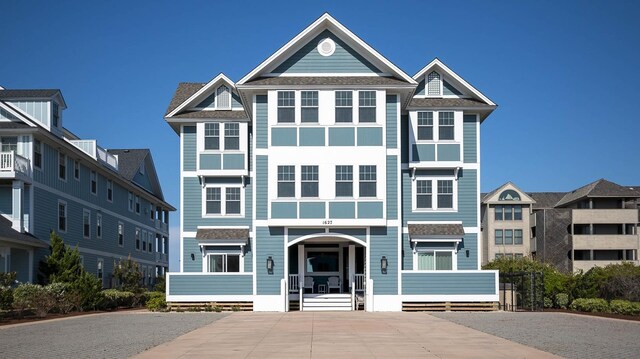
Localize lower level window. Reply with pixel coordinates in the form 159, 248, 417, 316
207, 254, 240, 273
417, 251, 453, 270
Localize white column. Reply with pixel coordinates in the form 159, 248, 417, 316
298, 244, 305, 283
12, 180, 23, 232
348, 244, 355, 289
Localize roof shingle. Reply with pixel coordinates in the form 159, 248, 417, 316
408, 223, 465, 237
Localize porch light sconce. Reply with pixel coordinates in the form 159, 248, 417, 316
381, 256, 388, 274
466, 250, 470, 258
266, 256, 274, 274
190, 253, 195, 261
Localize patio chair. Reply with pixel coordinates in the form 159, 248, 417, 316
304, 276, 314, 293
327, 276, 341, 293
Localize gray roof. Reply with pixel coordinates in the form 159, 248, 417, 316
171, 110, 248, 120
106, 149, 149, 181
0, 121, 32, 129
528, 192, 566, 209
242, 76, 413, 87
0, 89, 60, 99
408, 223, 465, 237
196, 228, 250, 241
165, 83, 205, 116
0, 217, 48, 248
408, 98, 493, 108
556, 179, 640, 207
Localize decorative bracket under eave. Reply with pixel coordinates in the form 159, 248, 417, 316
411, 167, 417, 181
454, 166, 461, 181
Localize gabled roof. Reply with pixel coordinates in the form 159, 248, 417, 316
170, 110, 248, 120
482, 182, 536, 204
242, 76, 414, 87
165, 73, 237, 117
556, 179, 640, 207
165, 83, 204, 116
408, 98, 494, 109
0, 88, 67, 108
528, 192, 566, 209
408, 223, 465, 237
413, 58, 496, 106
236, 13, 417, 85
0, 216, 48, 248
107, 149, 169, 203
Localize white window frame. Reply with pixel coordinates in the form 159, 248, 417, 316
83, 209, 91, 239
142, 230, 147, 252
135, 227, 141, 251
201, 185, 244, 217
97, 258, 104, 284
118, 222, 124, 247
58, 200, 67, 233
96, 213, 102, 239
215, 85, 231, 110
74, 160, 80, 181
58, 151, 66, 181
412, 175, 458, 212
223, 123, 240, 150
33, 138, 42, 170
135, 195, 140, 214
128, 192, 134, 212
202, 250, 244, 273
412, 243, 458, 271
411, 111, 461, 147
107, 180, 113, 202
90, 170, 97, 195
426, 71, 442, 97
197, 122, 247, 156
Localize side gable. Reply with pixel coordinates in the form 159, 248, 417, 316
483, 182, 536, 204
131, 154, 165, 201
165, 73, 243, 118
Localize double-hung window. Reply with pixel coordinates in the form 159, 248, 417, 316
514, 229, 523, 244
514, 205, 522, 220
277, 91, 295, 123
438, 112, 454, 140
358, 91, 376, 123
301, 166, 319, 197
83, 209, 90, 239
135, 228, 141, 250
118, 222, 124, 246
359, 165, 376, 197
224, 123, 239, 150
301, 91, 318, 123
416, 180, 433, 209
96, 213, 102, 239
335, 91, 353, 123
58, 152, 66, 180
277, 166, 295, 197
207, 253, 240, 273
90, 170, 97, 195
52, 102, 60, 127
128, 192, 134, 212
107, 180, 113, 202
495, 205, 503, 220
226, 188, 241, 214
74, 161, 80, 180
417, 112, 433, 140
142, 230, 147, 251
204, 123, 220, 150
504, 229, 514, 245
417, 251, 453, 270
437, 180, 453, 209
335, 165, 353, 197
58, 201, 67, 232
135, 195, 140, 214
495, 229, 503, 245
206, 188, 221, 214
33, 139, 42, 169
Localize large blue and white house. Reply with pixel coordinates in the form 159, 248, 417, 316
165, 14, 498, 311
0, 86, 174, 286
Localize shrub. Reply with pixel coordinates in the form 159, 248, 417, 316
570, 298, 610, 313
113, 256, 143, 293
555, 293, 569, 309
38, 232, 84, 285
13, 283, 56, 317
102, 289, 135, 309
71, 271, 104, 311
153, 276, 166, 293
543, 297, 553, 308
46, 282, 76, 314
133, 291, 150, 307
609, 300, 640, 316
146, 292, 167, 312
0, 272, 17, 287
213, 305, 222, 312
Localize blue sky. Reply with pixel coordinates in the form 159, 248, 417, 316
2, 1, 639, 270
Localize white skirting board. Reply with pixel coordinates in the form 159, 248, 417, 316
254, 295, 286, 312
371, 295, 402, 312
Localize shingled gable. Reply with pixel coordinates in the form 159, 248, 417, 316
556, 178, 640, 207
165, 73, 241, 118
107, 149, 166, 201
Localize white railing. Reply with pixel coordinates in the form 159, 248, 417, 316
70, 140, 97, 157
288, 274, 299, 293
0, 152, 31, 177
354, 274, 366, 292
96, 146, 118, 170
69, 140, 119, 171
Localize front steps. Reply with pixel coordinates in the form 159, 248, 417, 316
302, 294, 352, 311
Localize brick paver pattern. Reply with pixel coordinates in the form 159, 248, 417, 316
433, 312, 640, 359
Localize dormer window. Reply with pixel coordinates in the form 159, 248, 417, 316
52, 102, 60, 127
216, 85, 231, 109
427, 71, 441, 96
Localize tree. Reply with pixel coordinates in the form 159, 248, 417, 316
38, 231, 83, 284
113, 256, 143, 293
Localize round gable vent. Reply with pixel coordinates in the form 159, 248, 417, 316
317, 38, 336, 57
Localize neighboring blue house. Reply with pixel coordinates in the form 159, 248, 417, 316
165, 13, 498, 311
0, 87, 174, 287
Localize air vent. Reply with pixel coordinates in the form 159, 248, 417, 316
317, 38, 336, 57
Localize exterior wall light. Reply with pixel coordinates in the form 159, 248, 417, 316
381, 256, 388, 274
266, 256, 274, 274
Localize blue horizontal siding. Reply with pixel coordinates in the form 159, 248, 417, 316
255, 95, 268, 149
386, 95, 397, 149
255, 156, 268, 220
169, 274, 253, 295
256, 227, 284, 295
271, 202, 297, 218
299, 202, 325, 218
183, 126, 196, 171
463, 115, 477, 163
402, 271, 496, 295
329, 127, 355, 146
357, 201, 383, 218
386, 155, 397, 219
437, 144, 460, 161
222, 154, 245, 170
370, 227, 398, 295
412, 144, 435, 161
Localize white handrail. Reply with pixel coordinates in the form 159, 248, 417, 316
354, 274, 365, 292
351, 281, 356, 310
288, 274, 299, 293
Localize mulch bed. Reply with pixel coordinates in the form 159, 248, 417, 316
542, 308, 640, 322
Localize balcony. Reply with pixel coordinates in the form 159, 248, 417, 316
155, 252, 168, 263
0, 152, 32, 183
573, 234, 639, 250
573, 260, 639, 273
572, 209, 638, 224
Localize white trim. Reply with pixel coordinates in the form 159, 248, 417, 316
197, 239, 247, 246
287, 232, 367, 248
201, 183, 245, 217
372, 295, 402, 311
412, 59, 496, 106
410, 175, 458, 212
167, 73, 236, 117
237, 13, 416, 85
166, 295, 254, 302
202, 250, 244, 273
263, 72, 393, 77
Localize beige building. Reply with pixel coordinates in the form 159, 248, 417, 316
481, 182, 536, 265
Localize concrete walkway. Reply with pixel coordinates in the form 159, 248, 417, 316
135, 312, 560, 358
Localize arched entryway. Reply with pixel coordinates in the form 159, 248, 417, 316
286, 233, 367, 311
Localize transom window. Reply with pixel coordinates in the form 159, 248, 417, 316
427, 71, 441, 96
418, 251, 452, 270
204, 123, 220, 150
207, 253, 240, 273
417, 112, 434, 140
224, 123, 240, 150
301, 91, 318, 123
301, 165, 319, 197
438, 112, 454, 140
277, 165, 295, 197
416, 180, 433, 209
205, 186, 242, 215
359, 165, 377, 197
335, 165, 353, 197
358, 91, 376, 123
277, 91, 295, 123
335, 91, 353, 123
